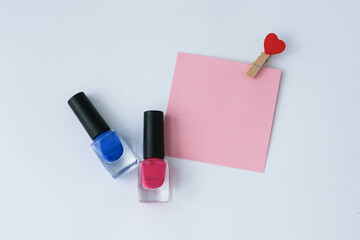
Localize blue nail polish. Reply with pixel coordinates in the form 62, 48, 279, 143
93, 130, 124, 162
68, 92, 138, 178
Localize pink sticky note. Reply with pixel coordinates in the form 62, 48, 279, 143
164, 52, 281, 172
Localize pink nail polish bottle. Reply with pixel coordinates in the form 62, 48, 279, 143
138, 111, 169, 203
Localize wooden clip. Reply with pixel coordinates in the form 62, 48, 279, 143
246, 53, 270, 78
246, 33, 286, 79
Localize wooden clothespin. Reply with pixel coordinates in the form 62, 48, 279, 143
247, 33, 286, 78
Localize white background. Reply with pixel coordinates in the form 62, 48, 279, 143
0, 0, 359, 239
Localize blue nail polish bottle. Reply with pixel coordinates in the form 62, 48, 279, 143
68, 92, 138, 178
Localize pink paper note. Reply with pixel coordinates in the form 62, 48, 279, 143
164, 52, 281, 172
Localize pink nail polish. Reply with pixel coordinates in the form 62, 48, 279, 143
138, 111, 169, 203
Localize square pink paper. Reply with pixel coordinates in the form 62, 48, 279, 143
164, 52, 281, 172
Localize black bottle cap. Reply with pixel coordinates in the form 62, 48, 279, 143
144, 110, 164, 159
68, 92, 110, 140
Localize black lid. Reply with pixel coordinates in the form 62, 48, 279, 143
143, 110, 164, 159
68, 92, 110, 140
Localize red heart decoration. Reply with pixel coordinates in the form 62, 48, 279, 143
264, 33, 286, 55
